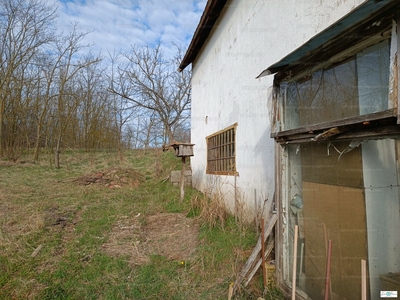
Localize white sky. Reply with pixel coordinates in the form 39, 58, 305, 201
52, 0, 207, 59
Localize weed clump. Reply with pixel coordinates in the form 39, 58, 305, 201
191, 192, 227, 229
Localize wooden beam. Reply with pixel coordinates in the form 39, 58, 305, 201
233, 214, 278, 294
272, 108, 397, 139
244, 240, 274, 287
361, 259, 367, 300
291, 225, 298, 300
261, 219, 267, 288
276, 124, 400, 145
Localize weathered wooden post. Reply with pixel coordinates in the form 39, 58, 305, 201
170, 142, 194, 202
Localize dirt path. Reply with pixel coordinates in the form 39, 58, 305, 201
102, 212, 199, 265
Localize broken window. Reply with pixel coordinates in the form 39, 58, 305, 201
270, 15, 400, 300
283, 39, 390, 131
206, 124, 237, 175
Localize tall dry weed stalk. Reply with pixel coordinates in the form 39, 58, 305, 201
191, 175, 254, 229
191, 192, 227, 229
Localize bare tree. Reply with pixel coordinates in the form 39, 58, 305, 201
74, 53, 108, 150
50, 25, 100, 167
106, 50, 137, 160
0, 0, 57, 157
110, 43, 191, 144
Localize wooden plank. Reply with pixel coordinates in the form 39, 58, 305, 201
275, 124, 400, 145
261, 219, 267, 288
180, 157, 186, 202
205, 122, 238, 139
233, 214, 278, 293
324, 240, 333, 300
271, 108, 396, 138
274, 144, 283, 289
361, 259, 367, 300
31, 244, 43, 257
291, 225, 298, 300
243, 239, 274, 287
228, 283, 233, 300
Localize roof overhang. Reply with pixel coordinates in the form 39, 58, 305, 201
257, 0, 399, 80
178, 0, 228, 72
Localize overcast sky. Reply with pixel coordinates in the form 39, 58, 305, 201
52, 0, 207, 59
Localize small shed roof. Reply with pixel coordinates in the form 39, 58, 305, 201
178, 0, 227, 72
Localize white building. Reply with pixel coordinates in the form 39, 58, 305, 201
179, 0, 366, 220
181, 0, 400, 299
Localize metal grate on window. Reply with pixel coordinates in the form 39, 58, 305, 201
206, 124, 237, 175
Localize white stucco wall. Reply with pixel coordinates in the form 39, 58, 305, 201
190, 0, 365, 221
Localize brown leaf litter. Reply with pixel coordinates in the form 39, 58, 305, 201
102, 213, 199, 265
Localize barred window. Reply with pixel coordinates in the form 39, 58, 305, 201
206, 124, 237, 175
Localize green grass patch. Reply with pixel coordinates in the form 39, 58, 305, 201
0, 149, 284, 299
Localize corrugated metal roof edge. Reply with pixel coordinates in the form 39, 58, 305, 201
178, 0, 228, 72
256, 0, 398, 79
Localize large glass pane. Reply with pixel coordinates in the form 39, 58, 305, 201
357, 40, 390, 115
283, 40, 390, 130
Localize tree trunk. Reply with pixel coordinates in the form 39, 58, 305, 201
0, 99, 5, 157
180, 157, 186, 202
55, 134, 61, 168
166, 124, 174, 144
33, 123, 42, 161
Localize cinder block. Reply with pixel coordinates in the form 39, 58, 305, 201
170, 171, 181, 182
170, 169, 192, 186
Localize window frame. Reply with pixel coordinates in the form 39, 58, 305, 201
206, 123, 238, 176
270, 7, 400, 300
272, 27, 399, 145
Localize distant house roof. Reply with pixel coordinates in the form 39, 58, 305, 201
178, 0, 227, 72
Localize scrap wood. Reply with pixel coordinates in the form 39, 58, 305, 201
31, 244, 43, 257
312, 127, 343, 141
233, 214, 278, 294
261, 219, 267, 288
361, 259, 367, 300
244, 239, 274, 287
324, 240, 333, 300
228, 282, 233, 300
291, 225, 298, 300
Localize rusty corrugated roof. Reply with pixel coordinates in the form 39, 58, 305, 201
178, 0, 228, 72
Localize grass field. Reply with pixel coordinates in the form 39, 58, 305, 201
0, 149, 284, 299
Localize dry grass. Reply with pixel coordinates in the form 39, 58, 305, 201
0, 149, 284, 300
102, 212, 199, 266
191, 192, 227, 229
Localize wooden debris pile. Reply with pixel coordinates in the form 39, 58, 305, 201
73, 167, 144, 188
231, 214, 278, 298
